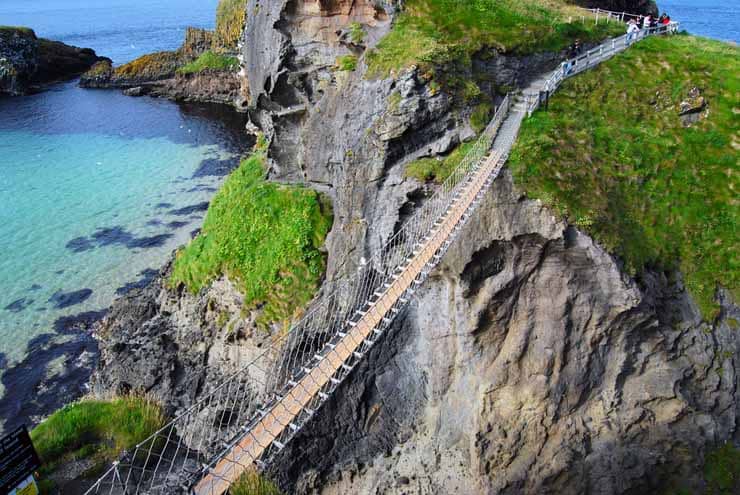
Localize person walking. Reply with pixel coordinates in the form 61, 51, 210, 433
626, 19, 640, 43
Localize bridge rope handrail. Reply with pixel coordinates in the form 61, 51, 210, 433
84, 21, 677, 495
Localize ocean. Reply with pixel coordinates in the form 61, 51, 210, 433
0, 0, 250, 433
658, 0, 739, 43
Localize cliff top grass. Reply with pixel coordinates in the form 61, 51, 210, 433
170, 142, 333, 327
366, 0, 624, 78
31, 396, 165, 477
178, 50, 239, 74
213, 0, 247, 51
508, 34, 739, 317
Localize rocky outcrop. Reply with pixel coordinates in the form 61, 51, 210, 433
80, 27, 238, 105
0, 27, 105, 95
90, 1, 738, 494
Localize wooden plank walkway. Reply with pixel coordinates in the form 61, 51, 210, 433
193, 146, 506, 495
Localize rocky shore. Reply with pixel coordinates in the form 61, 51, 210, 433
0, 26, 107, 96
80, 27, 244, 106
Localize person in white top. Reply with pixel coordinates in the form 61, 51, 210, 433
627, 19, 640, 42
643, 15, 652, 28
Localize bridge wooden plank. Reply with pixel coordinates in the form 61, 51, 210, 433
193, 149, 502, 495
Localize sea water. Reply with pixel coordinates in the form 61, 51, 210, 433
0, 0, 251, 433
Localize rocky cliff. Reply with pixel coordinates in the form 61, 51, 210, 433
90, 1, 738, 493
0, 27, 105, 96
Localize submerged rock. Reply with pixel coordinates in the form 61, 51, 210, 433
0, 26, 106, 96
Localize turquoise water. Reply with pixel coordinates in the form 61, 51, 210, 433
0, 0, 250, 432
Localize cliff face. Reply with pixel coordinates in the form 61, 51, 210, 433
0, 27, 105, 95
270, 171, 738, 494
91, 1, 738, 493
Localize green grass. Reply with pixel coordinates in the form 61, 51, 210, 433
170, 143, 333, 327
471, 102, 492, 133
336, 54, 358, 72
213, 0, 247, 51
31, 396, 165, 472
229, 470, 283, 495
508, 35, 739, 317
704, 443, 740, 494
365, 0, 624, 78
178, 50, 239, 74
349, 22, 365, 44
406, 141, 475, 183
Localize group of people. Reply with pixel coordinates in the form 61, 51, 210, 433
561, 11, 673, 77
627, 12, 672, 40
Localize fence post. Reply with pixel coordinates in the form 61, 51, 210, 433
595, 8, 600, 24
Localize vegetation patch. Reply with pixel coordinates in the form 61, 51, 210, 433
178, 50, 239, 74
471, 102, 492, 133
170, 142, 333, 327
213, 0, 247, 51
508, 35, 739, 317
703, 442, 740, 494
365, 0, 623, 78
405, 141, 475, 183
114, 51, 181, 80
349, 22, 365, 44
336, 54, 358, 72
31, 396, 165, 483
230, 470, 283, 495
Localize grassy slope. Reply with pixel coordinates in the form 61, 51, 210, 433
31, 397, 165, 482
170, 144, 333, 327
366, 0, 624, 78
508, 34, 738, 317
178, 50, 239, 74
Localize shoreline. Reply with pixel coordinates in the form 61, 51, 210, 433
0, 80, 250, 435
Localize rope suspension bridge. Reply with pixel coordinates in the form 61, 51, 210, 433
85, 17, 677, 495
